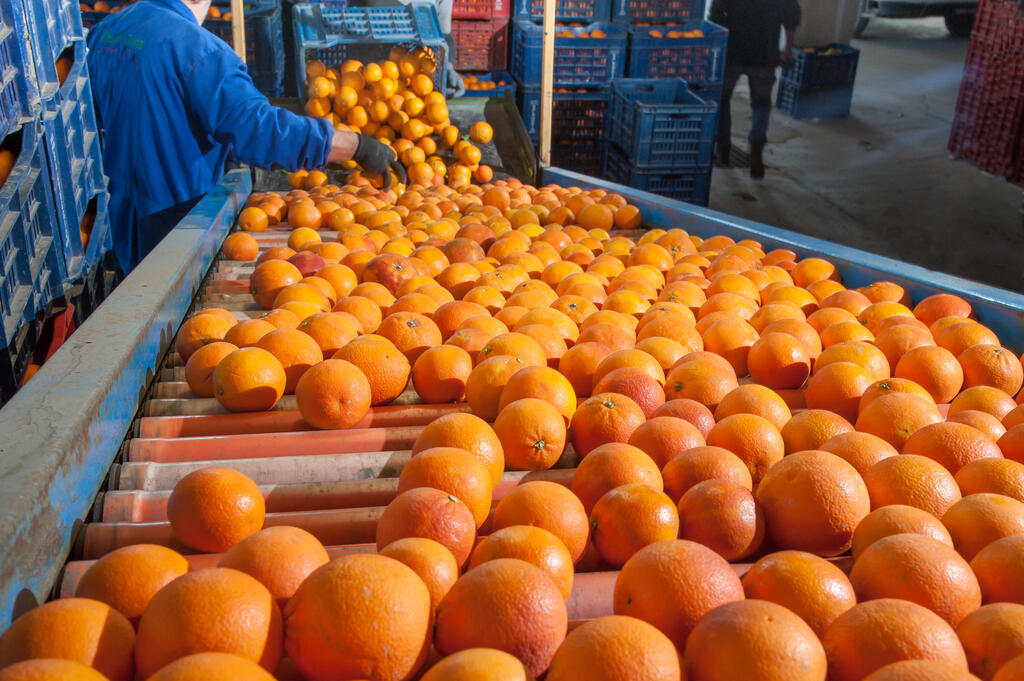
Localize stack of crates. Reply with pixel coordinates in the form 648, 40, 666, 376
451, 0, 510, 74
509, 0, 625, 175
81, 0, 287, 97
776, 43, 859, 120
0, 0, 112, 398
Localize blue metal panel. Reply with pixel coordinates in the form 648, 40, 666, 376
0, 169, 249, 625
542, 165, 1024, 354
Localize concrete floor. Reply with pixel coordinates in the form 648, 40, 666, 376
711, 17, 1024, 293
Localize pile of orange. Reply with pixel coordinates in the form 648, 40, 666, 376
463, 75, 511, 92
6, 168, 1024, 681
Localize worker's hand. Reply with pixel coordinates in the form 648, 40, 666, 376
352, 134, 406, 190
781, 47, 796, 70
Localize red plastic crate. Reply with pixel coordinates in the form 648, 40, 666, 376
453, 0, 510, 19
453, 19, 508, 71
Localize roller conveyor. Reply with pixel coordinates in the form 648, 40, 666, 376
1, 163, 1023, 635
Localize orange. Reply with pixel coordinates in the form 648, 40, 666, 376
936, 321, 1000, 357
874, 324, 935, 368
412, 412, 504, 486
706, 413, 785, 486
294, 358, 372, 429
864, 453, 962, 516
851, 504, 954, 560
378, 536, 460, 613
590, 483, 679, 567
75, 544, 189, 624
971, 534, 1024, 604
701, 317, 759, 375
820, 319, 875, 348
815, 340, 891, 382
850, 533, 981, 625
613, 539, 744, 649
492, 481, 589, 562
742, 550, 856, 638
664, 352, 740, 409
592, 348, 665, 386
465, 355, 528, 421
377, 311, 443, 362
432, 301, 490, 339
167, 466, 265, 552
143, 652, 278, 681
652, 398, 716, 437
995, 654, 1024, 681
250, 260, 304, 310
283, 554, 431, 681
569, 392, 647, 457
954, 602, 1024, 680
469, 121, 493, 144
592, 367, 666, 418
942, 493, 1024, 561
135, 568, 281, 678
223, 232, 259, 260
949, 386, 1019, 420
956, 458, 1024, 501
627, 416, 706, 468
419, 648, 532, 681
411, 344, 473, 403
804, 361, 874, 422
860, 661, 980, 680
399, 446, 494, 527
175, 313, 233, 361
714, 383, 792, 430
859, 377, 936, 414
332, 337, 410, 405
683, 599, 827, 681
949, 409, 1008, 441
0, 659, 112, 681
823, 599, 969, 681
273, 282, 331, 313
332, 296, 382, 333
895, 345, 965, 404
376, 487, 477, 567
184, 341, 239, 397
678, 480, 764, 561
781, 409, 853, 454
747, 332, 812, 388
902, 421, 1002, 473
469, 525, 574, 600
254, 328, 323, 394
1000, 425, 1024, 464
258, 307, 301, 330
218, 526, 329, 604
914, 293, 974, 326
558, 342, 614, 397
493, 398, 566, 470
238, 206, 269, 232
0, 599, 134, 681
856, 392, 942, 450
497, 365, 576, 421
635, 337, 690, 372
546, 615, 681, 681
661, 445, 753, 503
434, 558, 568, 677
575, 321, 636, 352
959, 344, 1024, 395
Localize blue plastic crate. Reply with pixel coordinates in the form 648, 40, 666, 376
602, 143, 711, 205
0, 1, 40, 138
518, 84, 608, 143
776, 79, 853, 120
22, 0, 85, 101
206, 0, 287, 97
513, 0, 612, 23
80, 1, 129, 29
607, 78, 717, 167
612, 0, 706, 23
510, 20, 626, 87
81, 191, 111, 273
781, 43, 859, 90
625, 21, 727, 87
460, 71, 517, 98
0, 122, 64, 345
551, 138, 603, 176
292, 3, 448, 95
40, 39, 107, 282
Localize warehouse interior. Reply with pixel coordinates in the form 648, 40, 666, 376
1, 0, 1024, 679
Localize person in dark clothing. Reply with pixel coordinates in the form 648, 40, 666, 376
710, 0, 801, 179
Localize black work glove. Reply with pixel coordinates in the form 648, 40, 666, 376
352, 134, 407, 190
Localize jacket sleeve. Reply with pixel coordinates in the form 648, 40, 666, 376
783, 0, 802, 29
181, 44, 333, 171
709, 0, 728, 25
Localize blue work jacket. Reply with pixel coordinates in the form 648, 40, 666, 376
86, 0, 334, 272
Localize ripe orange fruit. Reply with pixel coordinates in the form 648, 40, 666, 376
376, 487, 477, 567
714, 383, 792, 429
167, 467, 264, 552
0, 599, 135, 681
684, 599, 827, 681
590, 484, 679, 567
855, 392, 942, 450
571, 442, 663, 513
135, 568, 282, 678
942, 493, 1024, 561
558, 341, 614, 397
1000, 425, 1024, 464
251, 260, 303, 309
492, 481, 589, 562
859, 377, 936, 414
860, 660, 980, 681
498, 365, 576, 421
411, 344, 473, 403
864, 453, 962, 516
781, 409, 854, 454
212, 347, 286, 412
661, 445, 753, 503
820, 430, 898, 476
75, 544, 189, 624
378, 311, 443, 362
0, 659, 112, 681
747, 332, 812, 388
613, 539, 744, 649
176, 313, 233, 361
254, 328, 323, 394
378, 536, 460, 613
804, 361, 874, 422
222, 319, 276, 348
678, 479, 764, 561
895, 345, 965, 404
435, 558, 568, 677
569, 392, 646, 457
223, 232, 260, 260
873, 324, 936, 368
949, 409, 1009, 442
419, 648, 532, 681
592, 367, 666, 418
546, 615, 681, 681
332, 337, 410, 405
970, 534, 1024, 604
297, 312, 359, 355
283, 554, 431, 681
851, 504, 954, 560
955, 602, 1024, 680
823, 599, 969, 681
294, 358, 371, 429
184, 341, 239, 397
851, 533, 981, 625
626, 416, 706, 469
466, 355, 529, 421
143, 652, 278, 681
412, 412, 505, 485
469, 525, 574, 600
493, 398, 566, 470
218, 526, 329, 604
399, 447, 494, 528
902, 421, 1003, 473
959, 344, 1024, 395
950, 386, 1019, 420
705, 413, 785, 485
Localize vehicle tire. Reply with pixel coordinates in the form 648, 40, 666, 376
853, 0, 872, 38
944, 13, 975, 37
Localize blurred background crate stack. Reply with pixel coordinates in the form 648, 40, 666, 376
624, 21, 727, 105
451, 0, 509, 82
0, 0, 41, 139
602, 78, 715, 204
291, 3, 449, 95
461, 71, 517, 98
948, 0, 1024, 184
517, 87, 608, 175
776, 43, 860, 119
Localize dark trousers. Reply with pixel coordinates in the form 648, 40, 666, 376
717, 64, 777, 149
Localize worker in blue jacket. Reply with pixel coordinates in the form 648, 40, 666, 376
87, 0, 405, 273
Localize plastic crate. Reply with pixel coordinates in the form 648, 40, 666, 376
510, 20, 626, 87
780, 43, 859, 90
513, 0, 612, 23
776, 79, 854, 120
517, 85, 608, 143
292, 3, 449, 95
0, 122, 64, 346
452, 18, 508, 71
625, 21, 727, 87
612, 0, 706, 24
607, 78, 716, 167
602, 143, 711, 205
551, 138, 603, 176
206, 0, 287, 96
80, 1, 130, 28
22, 0, 84, 75
460, 71, 517, 98
80, 192, 111, 273
0, 1, 40, 138
453, 0, 510, 19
